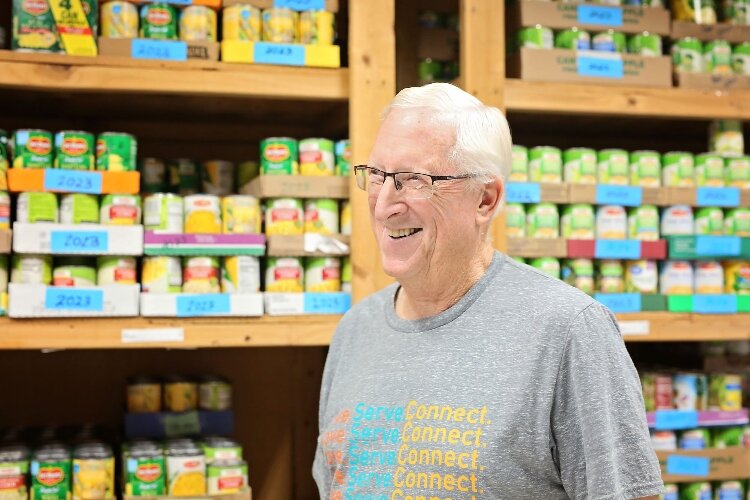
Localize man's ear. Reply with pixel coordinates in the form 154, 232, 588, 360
477, 178, 503, 224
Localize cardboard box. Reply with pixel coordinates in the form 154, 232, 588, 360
508, 48, 672, 88
266, 234, 350, 257
241, 175, 349, 199
8, 284, 140, 318
13, 223, 144, 256
124, 410, 234, 440
567, 239, 667, 259
676, 72, 750, 90
510, 0, 671, 35
220, 41, 341, 68
667, 235, 750, 259
265, 292, 351, 316
7, 168, 140, 195
672, 21, 750, 44
642, 187, 668, 205
98, 37, 220, 63
143, 231, 265, 256
540, 183, 570, 204
665, 187, 697, 205
657, 448, 750, 483
418, 28, 459, 61
125, 491, 251, 500
224, 0, 338, 12
647, 409, 749, 429
506, 238, 568, 258
140, 293, 264, 317
0, 229, 10, 254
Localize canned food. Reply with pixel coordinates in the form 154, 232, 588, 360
125, 443, 166, 496
203, 437, 242, 464
724, 260, 750, 294
725, 156, 750, 189
528, 146, 562, 183
266, 257, 304, 292
97, 256, 137, 285
168, 159, 200, 195
628, 205, 660, 241
596, 205, 627, 239
305, 199, 339, 234
679, 428, 711, 449
180, 6, 217, 42
31, 445, 71, 500
694, 207, 723, 235
126, 376, 162, 413
53, 258, 97, 287
733, 42, 750, 75
166, 440, 206, 496
714, 481, 744, 499
72, 442, 114, 500
418, 58, 443, 85
712, 426, 745, 447
202, 160, 235, 196
184, 194, 221, 234
141, 158, 168, 193
679, 482, 711, 500
0, 444, 30, 500
223, 5, 261, 41
207, 460, 248, 495
526, 203, 560, 239
101, 1, 138, 38
341, 256, 351, 293
672, 37, 704, 73
693, 153, 725, 187
221, 256, 260, 293
662, 152, 695, 187
11, 129, 53, 168
182, 256, 220, 293
305, 257, 341, 292
640, 372, 673, 411
511, 145, 529, 182
265, 198, 304, 236
625, 260, 658, 293
673, 372, 708, 410
530, 258, 561, 279
660, 260, 694, 294
650, 431, 677, 451
60, 193, 99, 224
0, 255, 7, 293
82, 0, 98, 36
597, 149, 629, 185
299, 138, 335, 176
563, 148, 597, 184
199, 375, 232, 411
627, 32, 662, 56
261, 138, 299, 175
262, 7, 298, 43
164, 376, 198, 412
11, 255, 52, 285
335, 140, 351, 176
12, 0, 61, 52
561, 258, 594, 294
704, 40, 733, 75
629, 150, 661, 187
561, 204, 595, 239
221, 195, 261, 234
709, 374, 743, 411
518, 26, 553, 49
661, 484, 678, 500
727, 0, 750, 24
694, 260, 725, 294
0, 192, 10, 230
592, 30, 627, 52
144, 193, 184, 233
140, 3, 178, 40
142, 256, 182, 293
96, 132, 137, 171
596, 260, 625, 293
724, 208, 750, 236
16, 192, 58, 223
0, 131, 8, 191
661, 205, 694, 236
100, 194, 141, 225
555, 28, 591, 50
340, 201, 351, 236
299, 10, 334, 45
505, 203, 526, 238
711, 120, 744, 157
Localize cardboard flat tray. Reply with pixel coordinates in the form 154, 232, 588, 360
99, 38, 220, 63
0, 229, 10, 254
266, 234, 350, 257
8, 284, 141, 318
676, 72, 750, 90
13, 223, 144, 256
672, 20, 750, 44
241, 175, 349, 199
657, 448, 750, 482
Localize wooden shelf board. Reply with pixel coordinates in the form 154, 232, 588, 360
505, 79, 750, 120
619, 312, 750, 342
0, 51, 349, 101
0, 316, 339, 350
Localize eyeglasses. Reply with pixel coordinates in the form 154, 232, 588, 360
354, 165, 474, 200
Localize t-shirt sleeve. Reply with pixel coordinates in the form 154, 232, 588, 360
551, 303, 663, 500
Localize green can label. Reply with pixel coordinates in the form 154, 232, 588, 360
261, 137, 299, 175
725, 208, 750, 236
564, 148, 597, 184
629, 151, 661, 187
672, 37, 704, 73
12, 129, 53, 169
695, 207, 724, 235
695, 153, 724, 187
598, 149, 629, 185
526, 203, 559, 239
54, 131, 95, 170
518, 26, 553, 49
628, 33, 662, 56
704, 40, 732, 75
511, 145, 529, 182
505, 203, 526, 238
31, 460, 71, 500
96, 132, 137, 172
126, 456, 166, 496
418, 58, 443, 84
732, 42, 750, 76
12, 0, 61, 52
561, 204, 595, 239
335, 140, 351, 176
555, 29, 590, 50
662, 152, 695, 187
140, 4, 178, 40
592, 31, 626, 53
529, 146, 562, 183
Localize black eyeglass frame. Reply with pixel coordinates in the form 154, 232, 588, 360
353, 165, 474, 191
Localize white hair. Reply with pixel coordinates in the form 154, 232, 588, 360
382, 83, 513, 183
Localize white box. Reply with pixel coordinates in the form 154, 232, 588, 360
13, 223, 143, 255
264, 292, 351, 316
8, 284, 140, 318
140, 293, 264, 317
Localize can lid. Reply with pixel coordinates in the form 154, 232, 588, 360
200, 374, 229, 384
210, 458, 246, 468
34, 444, 71, 461
127, 375, 162, 385
0, 444, 30, 461
74, 442, 113, 459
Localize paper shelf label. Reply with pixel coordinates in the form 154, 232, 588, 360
132, 39, 188, 61
274, 0, 326, 10
693, 294, 737, 314
253, 42, 305, 66
665, 455, 710, 477
595, 240, 641, 259
654, 410, 698, 430
618, 320, 650, 336
45, 288, 104, 312
595, 185, 642, 206
505, 183, 541, 203
594, 293, 641, 313
577, 54, 624, 79
176, 294, 230, 317
164, 412, 201, 437
695, 236, 741, 256
304, 293, 351, 314
577, 5, 623, 26
44, 169, 102, 194
696, 187, 740, 207
121, 328, 185, 344
50, 231, 109, 253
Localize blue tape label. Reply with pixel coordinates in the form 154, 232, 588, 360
695, 236, 741, 256
176, 294, 231, 317
274, 0, 326, 10
505, 183, 541, 204
595, 240, 641, 259
304, 293, 351, 314
595, 185, 643, 206
253, 42, 305, 66
696, 187, 741, 207
693, 294, 737, 314
577, 5, 624, 26
132, 39, 188, 62
665, 455, 710, 477
45, 288, 104, 311
50, 231, 109, 253
578, 55, 625, 79
594, 293, 641, 313
654, 410, 699, 430
43, 169, 102, 194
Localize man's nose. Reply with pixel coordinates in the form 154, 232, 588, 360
373, 176, 405, 220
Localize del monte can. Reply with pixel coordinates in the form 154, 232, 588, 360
12, 129, 53, 168
54, 131, 95, 170
140, 3, 178, 40
261, 137, 299, 175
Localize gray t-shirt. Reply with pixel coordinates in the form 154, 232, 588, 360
313, 252, 663, 500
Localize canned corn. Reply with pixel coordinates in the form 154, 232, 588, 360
340, 201, 351, 236
563, 148, 597, 184
182, 256, 220, 293
725, 156, 750, 189
704, 40, 733, 75
180, 6, 217, 42
305, 257, 341, 292
266, 257, 304, 292
142, 256, 182, 293
60, 193, 99, 224
662, 152, 695, 187
694, 207, 723, 235
724, 208, 750, 236
299, 138, 335, 176
526, 203, 560, 239
184, 194, 222, 234
54, 131, 94, 170
724, 260, 750, 294
305, 199, 339, 234
11, 129, 53, 169
528, 146, 562, 183
101, 1, 138, 38
505, 203, 526, 238
265, 198, 304, 236
53, 258, 96, 287
596, 205, 627, 239
11, 255, 52, 285
144, 193, 183, 233
96, 132, 137, 172
629, 150, 661, 187
562, 258, 594, 294
628, 206, 660, 241
597, 149, 629, 185
299, 10, 334, 45
695, 153, 725, 187
261, 138, 299, 175
97, 256, 137, 285
262, 8, 298, 43
223, 5, 261, 41
221, 256, 260, 293
511, 145, 529, 182
222, 195, 261, 234
517, 26, 553, 49
596, 260, 625, 293
561, 204, 595, 239
101, 194, 141, 225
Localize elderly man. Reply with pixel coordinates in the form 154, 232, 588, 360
313, 83, 662, 499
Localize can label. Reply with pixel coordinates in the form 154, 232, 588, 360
628, 33, 662, 56
140, 4, 178, 40
102, 1, 138, 38
180, 6, 217, 42
60, 193, 99, 224
596, 205, 627, 239
709, 374, 743, 411
265, 199, 304, 235
299, 10, 334, 45
625, 260, 658, 293
505, 203, 526, 238
266, 257, 303, 292
335, 140, 351, 176
304, 199, 339, 234
17, 192, 58, 224
555, 29, 591, 50
222, 196, 261, 234
630, 151, 661, 187
299, 138, 335, 176
261, 138, 299, 175
695, 207, 724, 235
184, 194, 222, 234
526, 203, 559, 239
144, 194, 183, 233
31, 460, 71, 500
511, 146, 529, 182
561, 204, 595, 239
142, 256, 182, 293
673, 373, 708, 410
96, 133, 137, 171
672, 38, 704, 73
221, 256, 260, 293
695, 154, 725, 187
54, 131, 95, 170
662, 153, 695, 187
529, 147, 562, 183
12, 129, 53, 169
182, 256, 220, 294
592, 31, 626, 53
705, 40, 732, 75
598, 150, 629, 185
126, 456, 166, 496
12, 0, 61, 52
305, 257, 341, 293
101, 194, 141, 225
223, 5, 261, 42
628, 206, 660, 241
563, 148, 597, 184
518, 26, 553, 49
262, 8, 298, 43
